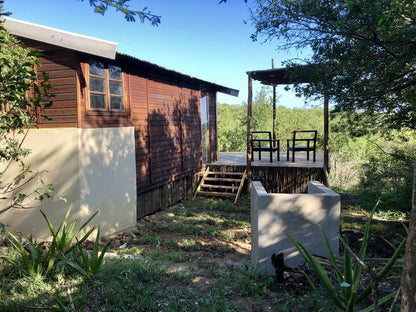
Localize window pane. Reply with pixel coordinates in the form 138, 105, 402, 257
109, 80, 122, 95
109, 65, 121, 80
90, 94, 105, 109
90, 77, 104, 92
110, 96, 123, 110
89, 60, 104, 76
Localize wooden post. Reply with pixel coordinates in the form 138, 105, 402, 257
272, 59, 277, 145
323, 95, 330, 186
247, 72, 253, 191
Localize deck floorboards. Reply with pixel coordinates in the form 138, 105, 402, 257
208, 152, 325, 168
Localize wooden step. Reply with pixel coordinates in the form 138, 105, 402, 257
207, 171, 245, 176
204, 177, 242, 183
197, 191, 236, 198
193, 166, 247, 204
200, 184, 239, 190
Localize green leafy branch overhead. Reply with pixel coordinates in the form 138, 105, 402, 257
251, 0, 416, 130
85, 0, 161, 25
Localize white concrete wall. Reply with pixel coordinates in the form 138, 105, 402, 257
251, 181, 340, 274
78, 127, 137, 236
0, 127, 136, 239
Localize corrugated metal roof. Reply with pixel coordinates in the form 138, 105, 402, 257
117, 52, 239, 96
1, 17, 238, 96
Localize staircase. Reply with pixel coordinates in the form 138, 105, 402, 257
194, 166, 247, 204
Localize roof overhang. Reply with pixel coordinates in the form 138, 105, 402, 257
117, 53, 239, 97
248, 64, 324, 86
2, 17, 117, 60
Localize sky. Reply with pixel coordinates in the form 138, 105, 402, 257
4, 0, 312, 108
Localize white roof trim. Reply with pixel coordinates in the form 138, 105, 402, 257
2, 17, 118, 60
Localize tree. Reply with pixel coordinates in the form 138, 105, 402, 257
250, 0, 416, 310
84, 0, 160, 25
251, 0, 416, 130
0, 15, 54, 216
0, 1, 161, 25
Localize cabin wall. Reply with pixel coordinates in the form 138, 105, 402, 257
134, 78, 202, 217
16, 39, 215, 220
20, 38, 78, 128
77, 58, 205, 217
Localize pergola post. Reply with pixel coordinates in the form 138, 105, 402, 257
272, 59, 277, 145
323, 94, 330, 186
247, 72, 253, 191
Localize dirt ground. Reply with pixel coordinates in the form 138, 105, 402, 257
103, 194, 407, 266
100, 194, 407, 302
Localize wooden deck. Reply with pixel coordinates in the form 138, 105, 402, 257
210, 152, 325, 168
206, 152, 327, 194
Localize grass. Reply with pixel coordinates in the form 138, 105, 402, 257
0, 196, 407, 311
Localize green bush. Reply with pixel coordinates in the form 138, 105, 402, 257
288, 210, 406, 312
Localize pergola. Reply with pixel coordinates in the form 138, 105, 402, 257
246, 66, 330, 187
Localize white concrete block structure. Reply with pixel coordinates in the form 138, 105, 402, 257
251, 180, 340, 274
0, 127, 137, 239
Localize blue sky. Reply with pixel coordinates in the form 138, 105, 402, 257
4, 0, 311, 107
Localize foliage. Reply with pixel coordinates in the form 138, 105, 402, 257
1, 206, 102, 281
41, 205, 97, 256
218, 88, 324, 152
287, 212, 406, 312
0, 15, 54, 217
1, 232, 55, 277
84, 0, 160, 25
64, 227, 110, 279
0, 198, 405, 311
251, 0, 416, 130
329, 111, 415, 211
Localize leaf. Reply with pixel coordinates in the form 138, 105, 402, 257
287, 232, 345, 310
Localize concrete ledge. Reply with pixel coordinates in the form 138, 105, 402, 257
251, 181, 340, 274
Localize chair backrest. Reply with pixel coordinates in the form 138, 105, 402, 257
252, 131, 272, 141
292, 130, 317, 147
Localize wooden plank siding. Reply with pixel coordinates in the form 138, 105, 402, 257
20, 38, 78, 128
18, 38, 211, 218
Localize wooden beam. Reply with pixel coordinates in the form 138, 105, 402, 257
272, 59, 277, 145
323, 95, 330, 186
247, 72, 253, 191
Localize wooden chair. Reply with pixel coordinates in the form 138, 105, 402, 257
251, 131, 280, 162
286, 130, 317, 162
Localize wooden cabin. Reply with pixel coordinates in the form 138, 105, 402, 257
1, 17, 237, 236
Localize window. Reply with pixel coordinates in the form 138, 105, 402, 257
88, 60, 124, 111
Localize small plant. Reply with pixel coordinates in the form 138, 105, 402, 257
204, 227, 220, 235
64, 227, 109, 279
288, 209, 406, 312
132, 235, 161, 246
1, 233, 55, 277
41, 205, 97, 255
2, 206, 98, 279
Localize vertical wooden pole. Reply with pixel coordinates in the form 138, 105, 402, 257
272, 59, 277, 145
247, 72, 253, 191
323, 95, 330, 186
